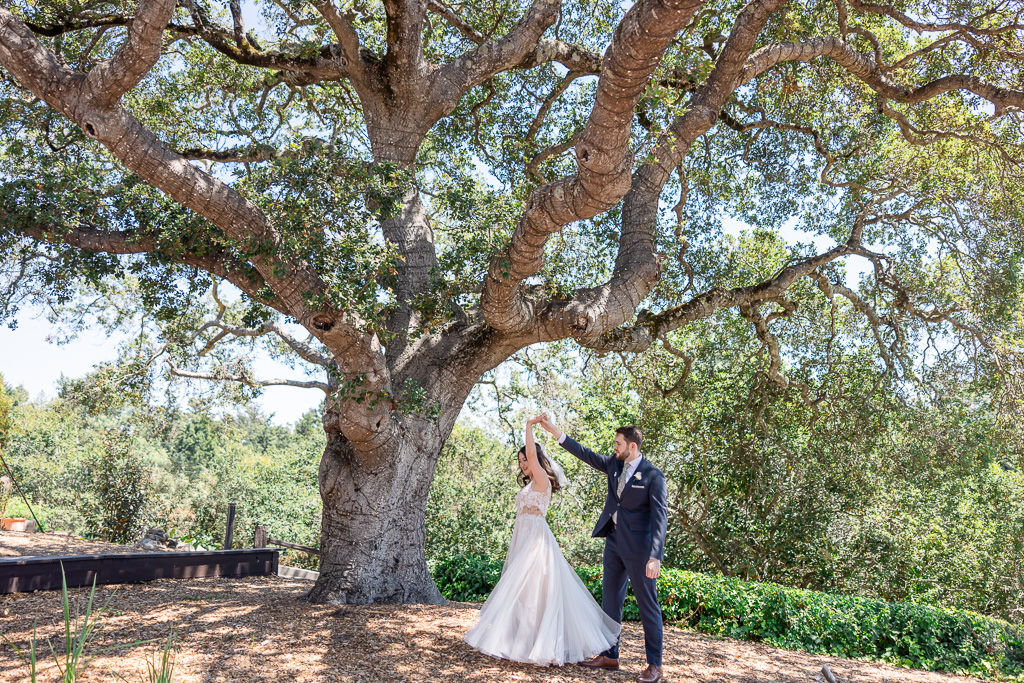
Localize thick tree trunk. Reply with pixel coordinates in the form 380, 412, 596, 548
307, 413, 448, 604
305, 324, 521, 605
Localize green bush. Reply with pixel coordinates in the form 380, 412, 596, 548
432, 553, 503, 602
573, 566, 1024, 680
88, 430, 150, 544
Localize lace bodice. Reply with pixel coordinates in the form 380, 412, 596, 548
516, 480, 551, 517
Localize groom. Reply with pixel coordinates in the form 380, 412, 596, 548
537, 415, 668, 683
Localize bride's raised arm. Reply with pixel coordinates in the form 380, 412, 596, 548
524, 417, 549, 492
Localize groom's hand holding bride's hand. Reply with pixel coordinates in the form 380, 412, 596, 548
646, 559, 661, 579
536, 413, 563, 441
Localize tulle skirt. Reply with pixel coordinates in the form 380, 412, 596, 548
463, 514, 620, 666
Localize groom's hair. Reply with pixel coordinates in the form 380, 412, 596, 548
615, 425, 643, 449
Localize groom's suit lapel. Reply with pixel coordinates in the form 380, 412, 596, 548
619, 457, 651, 501
612, 460, 625, 498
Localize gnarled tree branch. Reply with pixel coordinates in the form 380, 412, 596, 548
166, 360, 330, 393
536, 0, 791, 344
579, 242, 859, 353
481, 0, 709, 334
437, 0, 562, 99
311, 0, 366, 78
6, 220, 276, 307
0, 6, 398, 458
738, 36, 1024, 113
85, 0, 176, 106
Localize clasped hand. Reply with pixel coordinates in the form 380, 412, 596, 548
532, 412, 558, 434
525, 412, 555, 430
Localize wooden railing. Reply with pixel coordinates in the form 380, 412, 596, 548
253, 525, 320, 556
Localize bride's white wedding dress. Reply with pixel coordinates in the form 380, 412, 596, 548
463, 478, 620, 666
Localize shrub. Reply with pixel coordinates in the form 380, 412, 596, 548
432, 553, 502, 602
88, 430, 150, 544
425, 425, 517, 566
573, 566, 1024, 680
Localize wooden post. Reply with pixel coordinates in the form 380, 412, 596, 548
224, 502, 236, 550
254, 524, 268, 549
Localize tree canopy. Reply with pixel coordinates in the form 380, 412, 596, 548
1, 0, 1023, 603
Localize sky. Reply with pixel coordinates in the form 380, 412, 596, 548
0, 312, 325, 426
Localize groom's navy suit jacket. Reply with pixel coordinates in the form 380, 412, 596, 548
560, 436, 668, 563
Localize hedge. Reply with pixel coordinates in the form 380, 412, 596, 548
432, 553, 503, 603
433, 554, 1024, 680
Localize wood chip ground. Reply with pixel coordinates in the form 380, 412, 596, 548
0, 532, 989, 682
0, 530, 162, 557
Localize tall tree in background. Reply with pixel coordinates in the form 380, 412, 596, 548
1, 0, 1022, 604
171, 414, 218, 474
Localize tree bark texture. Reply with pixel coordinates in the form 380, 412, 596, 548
311, 324, 524, 603
311, 424, 446, 604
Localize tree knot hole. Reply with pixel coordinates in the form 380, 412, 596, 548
313, 315, 335, 332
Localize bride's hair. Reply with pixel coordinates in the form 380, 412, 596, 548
516, 443, 562, 493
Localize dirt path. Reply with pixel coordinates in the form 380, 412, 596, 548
0, 530, 159, 557
0, 575, 989, 683
0, 532, 989, 682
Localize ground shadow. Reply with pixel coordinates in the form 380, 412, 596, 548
0, 577, 990, 683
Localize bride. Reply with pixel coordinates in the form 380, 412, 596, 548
463, 416, 620, 666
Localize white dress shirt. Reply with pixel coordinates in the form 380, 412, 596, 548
614, 456, 642, 524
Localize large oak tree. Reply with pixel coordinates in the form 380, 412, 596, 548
1, 0, 1022, 604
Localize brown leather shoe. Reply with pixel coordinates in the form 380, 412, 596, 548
637, 664, 662, 682
578, 654, 620, 670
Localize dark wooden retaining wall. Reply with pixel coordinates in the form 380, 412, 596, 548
0, 549, 280, 594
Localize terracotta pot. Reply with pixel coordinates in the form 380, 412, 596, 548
1, 517, 27, 532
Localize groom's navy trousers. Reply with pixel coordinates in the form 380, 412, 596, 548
559, 436, 668, 667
